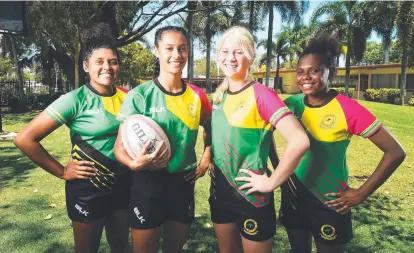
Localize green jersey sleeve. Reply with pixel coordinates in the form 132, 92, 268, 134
117, 90, 144, 122
45, 92, 79, 126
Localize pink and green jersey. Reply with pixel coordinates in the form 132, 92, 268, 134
285, 91, 382, 208
212, 82, 291, 207
117, 79, 212, 174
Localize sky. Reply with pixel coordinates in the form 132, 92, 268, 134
142, 1, 382, 74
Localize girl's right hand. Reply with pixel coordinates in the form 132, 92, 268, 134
62, 158, 97, 180
128, 141, 169, 171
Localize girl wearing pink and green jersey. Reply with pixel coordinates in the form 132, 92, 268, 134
277, 35, 406, 253
210, 26, 309, 253
114, 26, 212, 253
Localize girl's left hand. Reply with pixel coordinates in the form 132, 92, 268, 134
235, 169, 274, 195
184, 161, 210, 184
325, 187, 367, 214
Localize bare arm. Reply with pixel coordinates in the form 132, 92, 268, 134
326, 127, 406, 213
14, 111, 96, 179
237, 114, 310, 194
184, 128, 212, 183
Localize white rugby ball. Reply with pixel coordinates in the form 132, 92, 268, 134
121, 114, 171, 160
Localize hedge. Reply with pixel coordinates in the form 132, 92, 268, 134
364, 89, 403, 105
331, 87, 355, 98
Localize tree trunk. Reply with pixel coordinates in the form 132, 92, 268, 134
206, 8, 212, 93
275, 55, 280, 91
74, 42, 80, 89
11, 36, 26, 112
187, 1, 196, 83
248, 1, 255, 32
400, 44, 407, 105
383, 35, 391, 63
265, 2, 273, 87
345, 24, 352, 95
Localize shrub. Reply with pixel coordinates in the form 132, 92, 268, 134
331, 87, 355, 98
365, 88, 402, 104
408, 97, 414, 106
394, 97, 402, 105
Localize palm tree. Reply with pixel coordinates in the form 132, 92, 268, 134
396, 1, 414, 105
264, 1, 309, 87
186, 1, 197, 84
258, 36, 289, 91
360, 1, 397, 63
312, 1, 372, 95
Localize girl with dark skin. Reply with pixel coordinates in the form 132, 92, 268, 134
263, 35, 406, 253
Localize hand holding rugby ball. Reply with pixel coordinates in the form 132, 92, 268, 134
121, 114, 171, 163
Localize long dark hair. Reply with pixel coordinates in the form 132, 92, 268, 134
153, 26, 189, 78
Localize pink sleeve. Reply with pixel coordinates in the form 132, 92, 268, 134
253, 83, 291, 127
337, 94, 382, 138
189, 84, 212, 126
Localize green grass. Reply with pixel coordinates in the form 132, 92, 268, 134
1, 100, 413, 253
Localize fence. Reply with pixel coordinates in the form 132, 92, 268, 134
0, 80, 49, 106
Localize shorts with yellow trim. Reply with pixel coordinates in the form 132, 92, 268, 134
209, 167, 276, 242
65, 171, 132, 223
279, 174, 353, 245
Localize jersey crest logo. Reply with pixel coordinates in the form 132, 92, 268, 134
187, 103, 197, 117
319, 114, 336, 129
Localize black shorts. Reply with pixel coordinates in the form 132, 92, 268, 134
65, 171, 132, 223
128, 169, 195, 229
280, 174, 353, 245
209, 166, 276, 242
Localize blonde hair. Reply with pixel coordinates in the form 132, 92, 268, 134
213, 26, 256, 104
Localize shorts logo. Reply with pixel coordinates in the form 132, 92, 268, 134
74, 204, 89, 217
243, 219, 258, 236
320, 224, 337, 240
133, 207, 146, 224
319, 114, 336, 129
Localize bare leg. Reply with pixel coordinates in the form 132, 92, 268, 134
105, 210, 131, 253
162, 220, 191, 253
72, 219, 105, 253
212, 223, 243, 253
241, 236, 272, 253
131, 227, 161, 253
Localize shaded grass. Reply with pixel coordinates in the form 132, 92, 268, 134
1, 100, 413, 252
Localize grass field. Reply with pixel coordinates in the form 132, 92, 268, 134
1, 98, 413, 253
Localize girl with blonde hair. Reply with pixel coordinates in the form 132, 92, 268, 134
209, 26, 309, 252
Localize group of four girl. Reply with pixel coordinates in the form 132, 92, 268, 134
15, 22, 405, 253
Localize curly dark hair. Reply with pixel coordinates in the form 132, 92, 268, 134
299, 33, 341, 70
80, 22, 118, 62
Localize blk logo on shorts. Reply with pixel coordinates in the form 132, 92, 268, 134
133, 207, 146, 224
74, 204, 89, 217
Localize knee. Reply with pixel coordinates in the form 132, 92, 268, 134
108, 237, 130, 252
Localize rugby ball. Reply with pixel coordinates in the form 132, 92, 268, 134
121, 114, 171, 160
